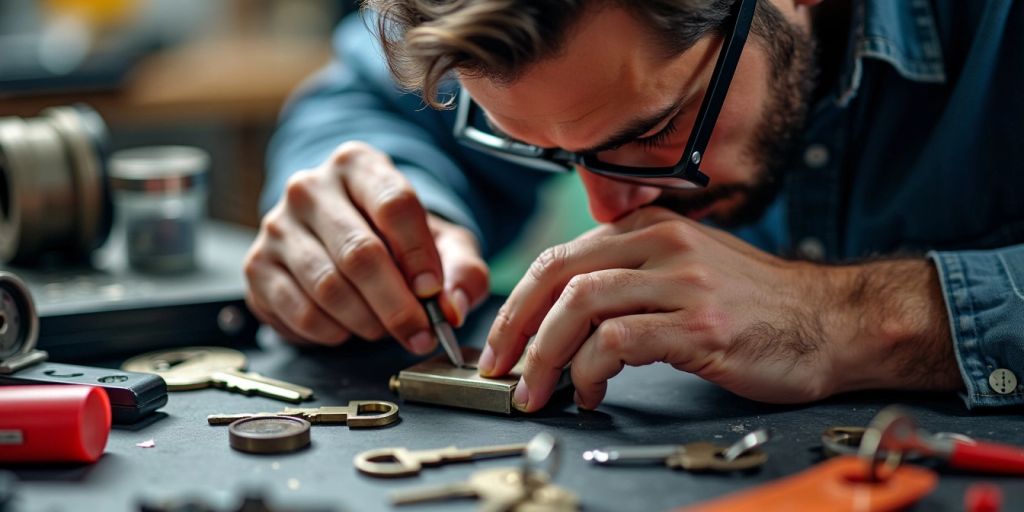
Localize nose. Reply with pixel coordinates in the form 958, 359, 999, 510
577, 168, 662, 223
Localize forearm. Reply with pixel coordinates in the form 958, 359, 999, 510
817, 258, 962, 395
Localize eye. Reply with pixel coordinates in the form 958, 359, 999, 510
634, 118, 679, 150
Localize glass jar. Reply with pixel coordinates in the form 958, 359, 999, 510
108, 146, 208, 273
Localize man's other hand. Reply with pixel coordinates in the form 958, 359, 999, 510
244, 142, 489, 351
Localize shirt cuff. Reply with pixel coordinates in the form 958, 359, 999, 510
930, 248, 1024, 409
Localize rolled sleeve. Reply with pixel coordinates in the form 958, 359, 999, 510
930, 246, 1024, 408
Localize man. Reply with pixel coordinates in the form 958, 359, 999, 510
244, 0, 1024, 413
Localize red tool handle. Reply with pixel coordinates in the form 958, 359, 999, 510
0, 385, 111, 463
949, 440, 1024, 475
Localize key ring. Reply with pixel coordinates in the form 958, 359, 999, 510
858, 408, 915, 482
522, 433, 560, 494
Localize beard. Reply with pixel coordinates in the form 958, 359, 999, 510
654, 3, 819, 228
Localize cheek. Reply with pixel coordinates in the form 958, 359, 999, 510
701, 48, 772, 184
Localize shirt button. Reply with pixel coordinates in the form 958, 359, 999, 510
988, 368, 1018, 395
803, 144, 830, 169
797, 237, 825, 261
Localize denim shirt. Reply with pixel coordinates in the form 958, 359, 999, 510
264, 0, 1024, 409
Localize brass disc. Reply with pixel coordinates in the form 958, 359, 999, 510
228, 416, 311, 454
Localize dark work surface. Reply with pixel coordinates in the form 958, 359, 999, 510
5, 300, 1024, 511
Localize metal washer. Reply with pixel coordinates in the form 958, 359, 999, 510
228, 416, 311, 454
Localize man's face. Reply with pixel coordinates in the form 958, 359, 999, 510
460, 2, 818, 226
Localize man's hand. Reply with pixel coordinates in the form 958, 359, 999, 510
480, 207, 961, 412
244, 141, 489, 351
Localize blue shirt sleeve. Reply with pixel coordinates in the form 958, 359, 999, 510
263, 13, 551, 257
930, 246, 1024, 408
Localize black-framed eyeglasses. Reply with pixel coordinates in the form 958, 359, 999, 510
453, 0, 756, 189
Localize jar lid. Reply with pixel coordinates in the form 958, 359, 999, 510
109, 146, 209, 193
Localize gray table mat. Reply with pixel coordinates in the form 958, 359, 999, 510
7, 300, 1024, 511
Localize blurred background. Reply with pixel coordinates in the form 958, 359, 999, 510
0, 0, 595, 295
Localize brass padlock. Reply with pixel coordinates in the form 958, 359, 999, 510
389, 347, 572, 414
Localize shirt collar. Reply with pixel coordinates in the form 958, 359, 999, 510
835, 0, 947, 106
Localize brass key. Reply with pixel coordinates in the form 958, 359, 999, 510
122, 347, 314, 403
355, 442, 528, 477
208, 401, 399, 428
583, 429, 770, 472
391, 467, 578, 511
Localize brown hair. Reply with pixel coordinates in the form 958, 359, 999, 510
361, 0, 760, 108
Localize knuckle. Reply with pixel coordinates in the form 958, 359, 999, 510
244, 292, 267, 321
337, 233, 388, 275
283, 171, 317, 209
562, 274, 598, 306
260, 210, 287, 239
650, 220, 693, 251
330, 140, 377, 166
242, 250, 263, 282
490, 305, 515, 341
400, 244, 435, 274
374, 186, 422, 225
381, 306, 422, 338
594, 320, 630, 355
294, 303, 325, 335
311, 269, 347, 305
690, 306, 729, 340
675, 264, 714, 290
529, 244, 568, 282
569, 362, 597, 391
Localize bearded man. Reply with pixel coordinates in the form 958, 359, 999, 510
244, 0, 1024, 411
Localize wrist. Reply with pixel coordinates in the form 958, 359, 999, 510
823, 259, 960, 394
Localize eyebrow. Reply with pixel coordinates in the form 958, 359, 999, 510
571, 92, 689, 154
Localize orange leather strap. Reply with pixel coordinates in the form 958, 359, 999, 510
679, 456, 937, 512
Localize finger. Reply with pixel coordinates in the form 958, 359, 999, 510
299, 186, 434, 353
433, 219, 489, 327
248, 261, 351, 346
245, 291, 310, 345
484, 231, 652, 378
514, 269, 671, 412
259, 307, 315, 347
268, 216, 387, 341
571, 312, 683, 410
338, 145, 445, 298
244, 238, 329, 345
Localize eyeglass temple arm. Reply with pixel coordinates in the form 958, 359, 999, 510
681, 0, 757, 167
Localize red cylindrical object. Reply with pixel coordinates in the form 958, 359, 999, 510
949, 440, 1024, 475
0, 385, 111, 463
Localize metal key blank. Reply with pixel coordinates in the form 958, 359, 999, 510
209, 401, 399, 428
584, 429, 770, 472
391, 467, 578, 511
356, 443, 527, 477
122, 347, 314, 403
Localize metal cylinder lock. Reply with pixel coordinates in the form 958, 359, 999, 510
0, 105, 113, 265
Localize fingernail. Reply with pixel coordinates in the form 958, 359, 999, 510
512, 378, 529, 412
413, 272, 442, 297
409, 330, 435, 355
478, 344, 496, 376
452, 288, 470, 327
